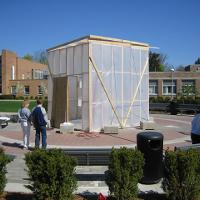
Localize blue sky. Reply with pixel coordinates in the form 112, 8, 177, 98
0, 0, 199, 68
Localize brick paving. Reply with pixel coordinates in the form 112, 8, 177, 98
0, 113, 193, 155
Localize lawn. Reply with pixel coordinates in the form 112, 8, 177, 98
0, 100, 36, 113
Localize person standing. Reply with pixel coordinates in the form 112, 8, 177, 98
18, 100, 31, 149
191, 112, 200, 144
32, 99, 48, 149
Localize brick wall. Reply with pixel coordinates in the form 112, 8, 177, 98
17, 58, 47, 80
9, 79, 48, 97
149, 71, 200, 97
1, 49, 48, 96
1, 50, 17, 94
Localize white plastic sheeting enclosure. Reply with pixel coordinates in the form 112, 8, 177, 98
47, 35, 149, 132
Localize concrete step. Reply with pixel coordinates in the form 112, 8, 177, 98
5, 156, 164, 195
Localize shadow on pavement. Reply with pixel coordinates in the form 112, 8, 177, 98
2, 142, 22, 149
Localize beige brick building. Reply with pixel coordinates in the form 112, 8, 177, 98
0, 50, 48, 97
149, 64, 200, 98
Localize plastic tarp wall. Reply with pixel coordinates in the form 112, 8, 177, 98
90, 42, 149, 131
48, 39, 149, 132
47, 44, 89, 130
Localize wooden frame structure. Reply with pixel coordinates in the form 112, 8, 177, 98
47, 35, 149, 132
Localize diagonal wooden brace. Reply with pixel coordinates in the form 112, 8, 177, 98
89, 56, 124, 128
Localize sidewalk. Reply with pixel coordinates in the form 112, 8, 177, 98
0, 113, 193, 194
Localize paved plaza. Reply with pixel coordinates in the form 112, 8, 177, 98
0, 113, 193, 195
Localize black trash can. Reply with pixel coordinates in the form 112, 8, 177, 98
137, 131, 163, 184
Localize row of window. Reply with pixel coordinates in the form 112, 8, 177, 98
11, 66, 48, 80
149, 80, 195, 95
11, 85, 44, 96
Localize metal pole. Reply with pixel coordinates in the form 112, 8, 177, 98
171, 71, 173, 100
170, 68, 174, 100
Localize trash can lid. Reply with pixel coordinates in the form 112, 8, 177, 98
137, 131, 163, 140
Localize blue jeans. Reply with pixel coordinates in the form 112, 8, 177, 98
35, 126, 47, 149
191, 133, 200, 144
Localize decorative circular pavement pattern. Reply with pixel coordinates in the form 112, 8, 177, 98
0, 113, 193, 156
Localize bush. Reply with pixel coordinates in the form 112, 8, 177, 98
162, 149, 200, 200
0, 148, 11, 195
0, 95, 15, 99
16, 96, 24, 100
25, 149, 77, 200
195, 97, 200, 104
105, 147, 144, 200
43, 99, 48, 112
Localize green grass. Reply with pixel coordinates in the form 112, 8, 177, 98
0, 100, 36, 113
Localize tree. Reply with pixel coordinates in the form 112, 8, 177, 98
23, 54, 33, 61
33, 50, 48, 65
195, 57, 200, 64
23, 50, 48, 65
176, 65, 185, 71
149, 51, 167, 72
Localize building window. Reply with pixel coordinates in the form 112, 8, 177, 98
24, 86, 30, 96
32, 69, 48, 80
38, 85, 43, 96
182, 80, 195, 96
11, 86, 17, 95
163, 80, 176, 95
11, 65, 15, 80
149, 80, 158, 95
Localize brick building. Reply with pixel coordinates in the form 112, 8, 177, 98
0, 50, 48, 97
149, 64, 200, 98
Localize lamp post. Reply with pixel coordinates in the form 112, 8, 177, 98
170, 68, 175, 100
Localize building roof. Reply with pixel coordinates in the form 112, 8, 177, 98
47, 35, 149, 52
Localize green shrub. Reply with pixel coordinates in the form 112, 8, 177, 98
176, 96, 185, 104
195, 97, 200, 105
157, 96, 165, 103
0, 148, 11, 195
105, 147, 144, 200
25, 149, 77, 200
16, 96, 24, 100
43, 99, 48, 112
0, 95, 15, 99
164, 96, 171, 103
149, 97, 156, 103
162, 149, 200, 200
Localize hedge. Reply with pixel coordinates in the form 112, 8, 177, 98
162, 149, 200, 200
150, 96, 200, 104
0, 148, 11, 195
25, 149, 77, 200
105, 147, 144, 200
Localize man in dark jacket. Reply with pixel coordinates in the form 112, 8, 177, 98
32, 99, 48, 149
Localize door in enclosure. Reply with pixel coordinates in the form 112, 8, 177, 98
52, 77, 68, 128
52, 76, 83, 128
